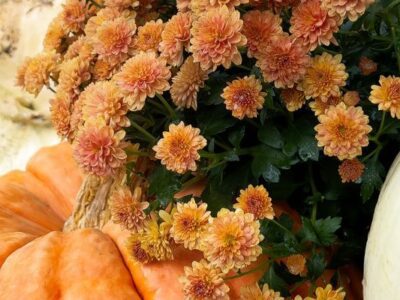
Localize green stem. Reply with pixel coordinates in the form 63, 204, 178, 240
376, 112, 387, 139
308, 164, 318, 225
125, 149, 151, 157
181, 174, 206, 191
156, 94, 177, 119
48, 86, 56, 93
235, 64, 251, 72
268, 219, 295, 237
215, 140, 232, 151
87, 0, 103, 8
130, 121, 157, 144
388, 18, 400, 72
224, 260, 269, 281
148, 99, 167, 113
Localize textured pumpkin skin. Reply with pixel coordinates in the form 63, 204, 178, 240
0, 229, 141, 300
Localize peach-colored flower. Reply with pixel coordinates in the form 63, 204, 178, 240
315, 103, 372, 160
73, 119, 127, 176
85, 7, 122, 38
222, 75, 266, 120
43, 17, 67, 52
234, 185, 275, 220
242, 10, 283, 58
16, 51, 59, 96
290, 0, 341, 51
64, 36, 94, 61
300, 53, 348, 102
176, 0, 190, 11
180, 260, 230, 300
309, 95, 342, 116
190, 0, 211, 15
170, 199, 211, 250
190, 6, 246, 71
91, 58, 119, 81
133, 19, 164, 53
81, 81, 130, 129
58, 56, 91, 98
170, 56, 209, 110
113, 52, 171, 111
159, 12, 192, 67
60, 0, 88, 33
153, 122, 207, 174
202, 208, 263, 272
132, 213, 173, 261
240, 283, 284, 300
283, 254, 307, 276
321, 0, 374, 22
343, 91, 360, 106
256, 35, 310, 88
338, 158, 365, 183
126, 234, 150, 263
50, 92, 72, 139
359, 56, 377, 76
70, 94, 85, 138
313, 284, 346, 300
104, 0, 138, 9
369, 75, 400, 119
92, 17, 136, 65
110, 186, 149, 231
280, 88, 306, 112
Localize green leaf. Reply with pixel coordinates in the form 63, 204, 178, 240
361, 159, 384, 202
258, 124, 283, 149
299, 217, 342, 246
251, 146, 292, 178
298, 136, 319, 162
197, 106, 236, 136
307, 253, 327, 281
148, 166, 182, 208
262, 164, 281, 183
228, 126, 245, 148
263, 264, 287, 292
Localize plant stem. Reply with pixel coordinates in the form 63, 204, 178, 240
87, 0, 103, 8
388, 17, 400, 72
215, 140, 232, 151
268, 219, 295, 237
48, 86, 56, 93
156, 94, 177, 119
224, 260, 269, 281
130, 121, 157, 144
235, 64, 251, 71
181, 174, 205, 190
308, 163, 318, 224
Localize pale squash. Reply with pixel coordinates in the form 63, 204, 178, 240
364, 154, 400, 300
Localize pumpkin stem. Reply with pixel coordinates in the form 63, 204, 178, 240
63, 175, 121, 231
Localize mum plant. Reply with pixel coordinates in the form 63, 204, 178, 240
16, 0, 400, 298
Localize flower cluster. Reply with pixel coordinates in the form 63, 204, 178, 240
18, 0, 395, 298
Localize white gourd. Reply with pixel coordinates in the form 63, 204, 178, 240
364, 154, 400, 300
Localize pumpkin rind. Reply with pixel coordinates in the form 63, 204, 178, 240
0, 229, 141, 300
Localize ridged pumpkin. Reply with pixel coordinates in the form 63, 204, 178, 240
0, 143, 264, 299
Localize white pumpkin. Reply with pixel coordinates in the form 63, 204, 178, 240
364, 154, 400, 299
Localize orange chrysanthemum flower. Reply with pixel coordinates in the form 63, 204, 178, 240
283, 254, 307, 276
190, 6, 246, 71
159, 12, 192, 67
50, 92, 72, 139
43, 17, 67, 52
301, 53, 348, 102
315, 103, 372, 160
176, 0, 190, 11
110, 186, 149, 231
359, 56, 377, 76
58, 57, 91, 98
309, 95, 343, 116
170, 56, 209, 110
234, 184, 275, 220
256, 35, 310, 88
202, 208, 263, 272
170, 199, 211, 250
70, 95, 85, 138
180, 260, 230, 300
314, 284, 346, 300
290, 0, 341, 51
281, 88, 306, 112
126, 234, 150, 263
81, 81, 130, 129
321, 0, 374, 22
242, 10, 283, 58
190, 0, 211, 15
369, 76, 400, 119
153, 122, 207, 174
60, 0, 88, 33
131, 214, 173, 261
64, 36, 94, 61
222, 75, 266, 120
343, 91, 360, 106
113, 52, 171, 111
133, 19, 164, 53
73, 119, 127, 176
91, 58, 119, 81
16, 51, 59, 96
240, 283, 284, 300
85, 7, 122, 38
338, 158, 365, 183
92, 17, 136, 65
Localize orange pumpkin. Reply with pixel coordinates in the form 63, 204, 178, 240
0, 143, 263, 299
